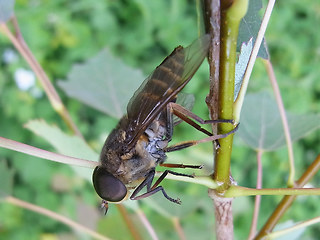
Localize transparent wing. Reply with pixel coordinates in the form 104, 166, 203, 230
125, 35, 210, 147
173, 93, 195, 125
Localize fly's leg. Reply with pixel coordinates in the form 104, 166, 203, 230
130, 170, 193, 204
163, 102, 232, 141
165, 123, 239, 152
164, 102, 174, 142
169, 102, 234, 132
162, 105, 202, 168
165, 102, 238, 152
130, 170, 155, 200
159, 163, 203, 169
101, 200, 109, 215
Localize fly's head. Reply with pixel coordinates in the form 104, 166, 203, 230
93, 128, 129, 204
92, 165, 127, 203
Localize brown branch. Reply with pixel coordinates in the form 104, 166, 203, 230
203, 0, 221, 135
116, 204, 142, 240
172, 217, 187, 240
264, 59, 295, 186
136, 210, 159, 240
209, 190, 234, 240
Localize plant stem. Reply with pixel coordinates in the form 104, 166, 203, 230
205, 1, 248, 239
214, 0, 248, 188
203, 0, 221, 135
255, 154, 320, 239
0, 136, 97, 168
155, 172, 218, 188
172, 217, 186, 240
117, 204, 142, 240
136, 210, 159, 240
267, 216, 320, 239
5, 196, 111, 240
264, 59, 295, 187
226, 184, 320, 198
208, 189, 234, 240
248, 149, 264, 239
0, 18, 82, 138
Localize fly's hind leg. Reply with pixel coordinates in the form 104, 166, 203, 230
169, 102, 235, 132
162, 101, 227, 141
159, 163, 203, 169
165, 123, 239, 153
162, 104, 203, 169
165, 102, 239, 152
130, 169, 194, 204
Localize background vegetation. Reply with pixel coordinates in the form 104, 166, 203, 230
0, 0, 319, 239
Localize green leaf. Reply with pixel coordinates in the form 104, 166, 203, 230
273, 220, 306, 240
235, 38, 253, 101
0, 0, 15, 23
0, 160, 14, 199
58, 49, 145, 119
238, 92, 320, 151
25, 119, 99, 181
237, 0, 269, 59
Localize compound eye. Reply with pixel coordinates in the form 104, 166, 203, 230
92, 166, 127, 202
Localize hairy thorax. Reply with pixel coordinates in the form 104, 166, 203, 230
101, 116, 169, 188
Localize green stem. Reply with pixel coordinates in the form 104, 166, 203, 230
225, 185, 320, 198
213, 0, 248, 188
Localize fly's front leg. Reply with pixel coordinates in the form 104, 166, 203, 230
130, 170, 155, 200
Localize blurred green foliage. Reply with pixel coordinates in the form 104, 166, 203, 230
0, 0, 320, 239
